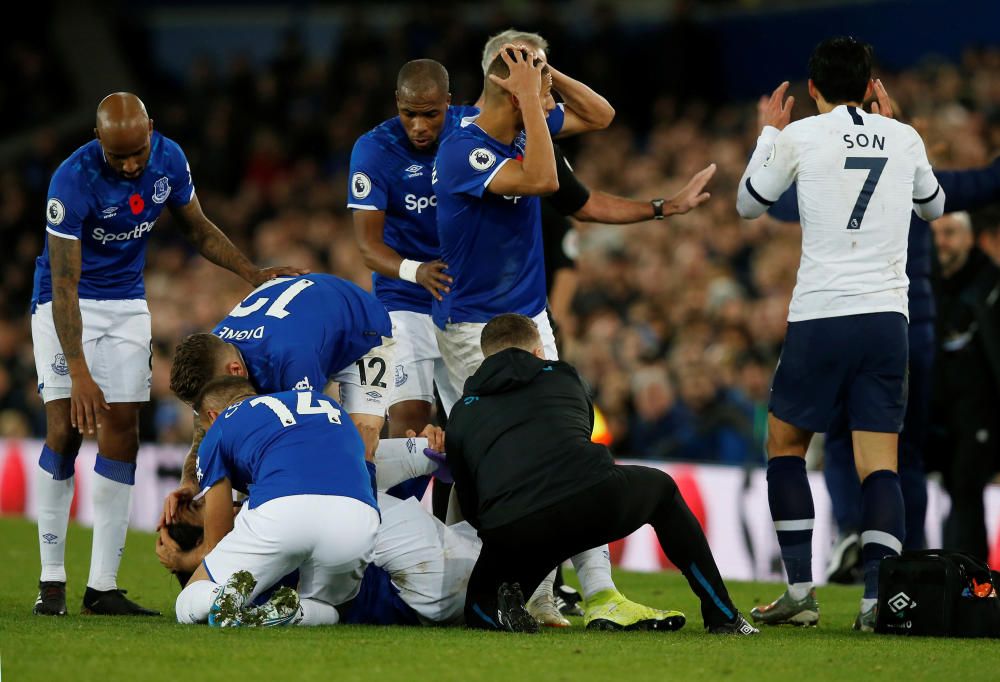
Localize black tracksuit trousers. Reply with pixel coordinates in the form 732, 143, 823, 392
464, 464, 738, 629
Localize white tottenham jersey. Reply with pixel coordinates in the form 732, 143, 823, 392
737, 105, 945, 322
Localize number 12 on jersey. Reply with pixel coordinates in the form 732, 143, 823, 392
844, 156, 887, 230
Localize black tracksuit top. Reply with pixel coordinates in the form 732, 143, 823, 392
447, 348, 615, 530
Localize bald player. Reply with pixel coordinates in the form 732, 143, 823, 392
30, 92, 303, 617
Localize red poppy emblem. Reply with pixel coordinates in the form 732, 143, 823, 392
129, 194, 144, 214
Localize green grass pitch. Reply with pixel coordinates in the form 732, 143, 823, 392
0, 516, 995, 681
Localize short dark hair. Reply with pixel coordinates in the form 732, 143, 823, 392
193, 375, 256, 415
170, 333, 230, 404
808, 36, 873, 104
480, 313, 541, 357
487, 46, 549, 81
397, 59, 449, 97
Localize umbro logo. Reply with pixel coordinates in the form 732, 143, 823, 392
365, 390, 383, 401
888, 591, 916, 615
101, 206, 119, 219
42, 533, 58, 544
405, 164, 423, 174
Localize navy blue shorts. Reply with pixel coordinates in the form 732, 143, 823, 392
768, 312, 908, 434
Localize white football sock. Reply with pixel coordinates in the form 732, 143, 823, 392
298, 599, 340, 625
175, 580, 218, 624
373, 438, 433, 491
36, 473, 74, 583
570, 546, 616, 600
529, 569, 557, 604
788, 581, 813, 601
87, 464, 134, 591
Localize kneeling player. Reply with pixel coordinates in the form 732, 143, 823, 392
173, 377, 379, 627
447, 314, 758, 635
164, 273, 394, 524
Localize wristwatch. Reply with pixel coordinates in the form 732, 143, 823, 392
651, 198, 666, 220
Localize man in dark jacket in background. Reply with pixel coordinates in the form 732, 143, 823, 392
929, 212, 1000, 561
446, 313, 756, 635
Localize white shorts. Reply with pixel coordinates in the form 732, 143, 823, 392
434, 309, 557, 414
387, 310, 461, 411
375, 493, 481, 625
328, 335, 396, 418
203, 494, 379, 606
31, 299, 152, 404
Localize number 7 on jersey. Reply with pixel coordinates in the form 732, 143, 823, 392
844, 156, 887, 230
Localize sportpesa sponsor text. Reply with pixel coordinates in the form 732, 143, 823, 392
91, 220, 156, 244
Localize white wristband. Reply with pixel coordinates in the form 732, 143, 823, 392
399, 259, 422, 284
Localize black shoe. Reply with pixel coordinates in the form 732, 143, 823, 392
707, 612, 760, 636
82, 587, 160, 616
33, 581, 67, 616
496, 582, 539, 633
555, 584, 585, 617
826, 531, 863, 585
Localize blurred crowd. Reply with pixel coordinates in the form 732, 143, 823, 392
1, 13, 998, 467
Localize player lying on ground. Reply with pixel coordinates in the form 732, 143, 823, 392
163, 422, 691, 629
163, 273, 400, 526
736, 37, 944, 631
171, 377, 382, 627
446, 313, 758, 635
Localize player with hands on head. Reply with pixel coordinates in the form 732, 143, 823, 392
737, 36, 944, 631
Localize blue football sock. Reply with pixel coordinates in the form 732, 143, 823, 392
861, 469, 905, 600
767, 456, 815, 587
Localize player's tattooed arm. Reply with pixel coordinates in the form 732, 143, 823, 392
160, 414, 205, 528
48, 234, 108, 434
180, 416, 206, 488
169, 194, 308, 286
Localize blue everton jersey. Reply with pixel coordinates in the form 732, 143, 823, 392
32, 131, 195, 309
211, 274, 392, 394
431, 115, 555, 328
196, 389, 377, 510
347, 106, 478, 314
348, 104, 565, 316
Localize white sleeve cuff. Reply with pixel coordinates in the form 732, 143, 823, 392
482, 157, 511, 189
348, 204, 381, 211
46, 227, 79, 240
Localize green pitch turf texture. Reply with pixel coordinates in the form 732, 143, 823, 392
0, 516, 995, 682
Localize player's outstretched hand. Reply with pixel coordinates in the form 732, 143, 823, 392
417, 260, 453, 302
667, 163, 717, 215
760, 81, 795, 131
159, 483, 197, 529
869, 78, 894, 119
249, 265, 311, 287
488, 43, 544, 101
70, 373, 110, 435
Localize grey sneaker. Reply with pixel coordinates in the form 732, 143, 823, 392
750, 588, 820, 626
241, 586, 302, 627
208, 570, 257, 627
853, 603, 877, 632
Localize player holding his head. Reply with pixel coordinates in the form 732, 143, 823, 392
350, 54, 608, 441
30, 92, 303, 617
172, 377, 379, 627
736, 37, 945, 630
